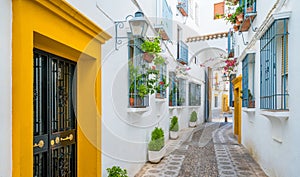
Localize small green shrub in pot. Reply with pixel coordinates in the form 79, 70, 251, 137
190, 111, 197, 122
169, 116, 179, 132
106, 166, 128, 177
148, 127, 164, 151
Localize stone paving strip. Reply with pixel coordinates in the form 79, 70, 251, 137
135, 122, 268, 177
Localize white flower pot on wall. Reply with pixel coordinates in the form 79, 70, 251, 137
170, 131, 179, 139
148, 146, 166, 163
189, 121, 197, 127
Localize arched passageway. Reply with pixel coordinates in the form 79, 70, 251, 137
192, 47, 233, 123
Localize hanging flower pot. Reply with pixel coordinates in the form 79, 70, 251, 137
236, 13, 244, 22
143, 53, 154, 63
233, 25, 239, 32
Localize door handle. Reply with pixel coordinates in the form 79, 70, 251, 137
60, 134, 73, 141
33, 140, 45, 148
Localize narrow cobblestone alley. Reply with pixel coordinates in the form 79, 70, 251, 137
135, 123, 267, 177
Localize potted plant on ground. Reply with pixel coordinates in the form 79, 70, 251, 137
169, 116, 179, 139
141, 37, 162, 63
189, 111, 197, 127
148, 127, 165, 163
106, 166, 128, 177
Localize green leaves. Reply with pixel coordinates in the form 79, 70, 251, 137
148, 127, 165, 151
170, 116, 179, 131
190, 111, 197, 122
106, 166, 128, 177
141, 37, 162, 54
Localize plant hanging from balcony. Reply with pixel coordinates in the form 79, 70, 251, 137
223, 58, 238, 75
141, 37, 162, 63
224, 1, 244, 31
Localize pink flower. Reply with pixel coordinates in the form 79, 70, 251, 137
152, 66, 156, 70
159, 81, 164, 85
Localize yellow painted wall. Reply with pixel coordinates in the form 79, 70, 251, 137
12, 0, 110, 176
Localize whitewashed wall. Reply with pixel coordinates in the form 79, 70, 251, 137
197, 0, 232, 34
66, 0, 208, 176
0, 0, 12, 176
235, 0, 300, 176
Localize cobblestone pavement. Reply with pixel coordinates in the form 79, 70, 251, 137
135, 122, 267, 177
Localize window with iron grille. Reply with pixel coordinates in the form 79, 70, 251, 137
260, 18, 289, 110
128, 37, 149, 108
169, 72, 178, 106
242, 53, 255, 108
178, 78, 186, 106
189, 82, 201, 106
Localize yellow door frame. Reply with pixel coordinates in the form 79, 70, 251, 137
232, 75, 242, 143
12, 1, 110, 176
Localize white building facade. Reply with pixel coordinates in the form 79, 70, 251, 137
230, 0, 300, 176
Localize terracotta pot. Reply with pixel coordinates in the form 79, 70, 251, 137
129, 97, 134, 106
156, 93, 161, 98
236, 19, 241, 25
236, 13, 244, 22
248, 100, 255, 108
247, 7, 253, 13
233, 25, 239, 32
143, 53, 154, 63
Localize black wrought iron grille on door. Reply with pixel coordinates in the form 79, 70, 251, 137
33, 49, 76, 177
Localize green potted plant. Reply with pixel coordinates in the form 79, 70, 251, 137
169, 116, 179, 139
106, 166, 128, 177
189, 111, 197, 127
141, 37, 162, 63
148, 127, 165, 163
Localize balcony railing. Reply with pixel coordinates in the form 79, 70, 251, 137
155, 0, 173, 40
177, 0, 188, 17
239, 0, 257, 32
177, 40, 188, 65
